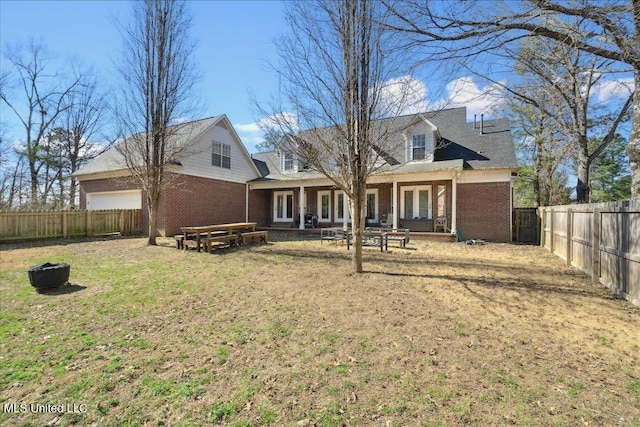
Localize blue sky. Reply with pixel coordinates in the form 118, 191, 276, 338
2, 0, 631, 156
1, 0, 513, 155
1, 0, 290, 153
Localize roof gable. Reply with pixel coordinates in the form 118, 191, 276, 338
74, 115, 261, 182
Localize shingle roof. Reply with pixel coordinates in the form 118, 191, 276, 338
74, 116, 224, 177
251, 107, 517, 182
429, 110, 517, 170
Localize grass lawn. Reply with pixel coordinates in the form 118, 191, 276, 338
1, 233, 639, 426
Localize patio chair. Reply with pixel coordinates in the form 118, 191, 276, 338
379, 214, 391, 229
434, 217, 447, 233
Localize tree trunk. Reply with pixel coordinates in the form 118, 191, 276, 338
69, 177, 77, 209
351, 182, 365, 273
576, 139, 590, 203
628, 70, 640, 197
147, 193, 159, 245
29, 148, 39, 205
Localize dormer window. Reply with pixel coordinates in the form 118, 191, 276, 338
412, 134, 426, 161
282, 151, 296, 172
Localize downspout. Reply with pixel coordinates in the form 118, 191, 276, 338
245, 183, 249, 223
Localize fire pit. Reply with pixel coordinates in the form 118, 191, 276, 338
28, 263, 70, 290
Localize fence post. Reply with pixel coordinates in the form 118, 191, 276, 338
538, 207, 545, 248
549, 208, 554, 254
86, 210, 92, 237
566, 209, 572, 266
592, 208, 600, 284
62, 211, 67, 238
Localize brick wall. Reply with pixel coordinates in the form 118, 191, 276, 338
162, 173, 247, 236
456, 182, 511, 241
80, 174, 250, 237
248, 189, 269, 227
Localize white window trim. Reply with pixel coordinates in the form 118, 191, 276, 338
365, 189, 379, 222
400, 185, 433, 220
317, 190, 331, 223
281, 151, 297, 173
411, 134, 427, 161
334, 190, 351, 222
273, 191, 294, 222
212, 141, 231, 169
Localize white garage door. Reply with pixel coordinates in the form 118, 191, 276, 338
87, 190, 142, 210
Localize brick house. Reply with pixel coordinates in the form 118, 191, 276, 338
249, 107, 519, 241
74, 115, 264, 236
76, 107, 518, 241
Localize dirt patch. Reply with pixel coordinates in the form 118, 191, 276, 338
1, 234, 638, 426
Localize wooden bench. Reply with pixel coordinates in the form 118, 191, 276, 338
386, 229, 410, 248
205, 234, 240, 252
183, 237, 205, 251
240, 230, 268, 245
176, 233, 202, 249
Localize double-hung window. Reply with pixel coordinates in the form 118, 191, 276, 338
282, 152, 296, 172
212, 142, 231, 169
412, 134, 426, 161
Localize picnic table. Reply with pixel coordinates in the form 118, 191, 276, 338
344, 227, 410, 252
180, 222, 257, 252
346, 229, 388, 252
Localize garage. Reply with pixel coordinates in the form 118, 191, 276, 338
86, 190, 142, 210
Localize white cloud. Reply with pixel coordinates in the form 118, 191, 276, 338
442, 77, 505, 120
377, 75, 505, 120
234, 122, 261, 134
12, 139, 24, 152
593, 77, 634, 103
376, 75, 431, 116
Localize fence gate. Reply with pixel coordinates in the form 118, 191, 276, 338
513, 208, 540, 244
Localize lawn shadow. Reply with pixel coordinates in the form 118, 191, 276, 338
1, 235, 142, 250
362, 269, 623, 304
36, 283, 87, 295
230, 244, 628, 305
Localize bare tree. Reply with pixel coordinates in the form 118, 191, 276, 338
505, 36, 633, 202
262, 0, 416, 272
114, 0, 199, 245
385, 0, 640, 197
56, 78, 108, 208
0, 40, 85, 208
511, 103, 572, 206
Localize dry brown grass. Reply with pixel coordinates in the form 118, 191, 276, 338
1, 233, 639, 426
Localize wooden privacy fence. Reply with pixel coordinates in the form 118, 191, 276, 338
0, 210, 143, 242
539, 198, 639, 307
